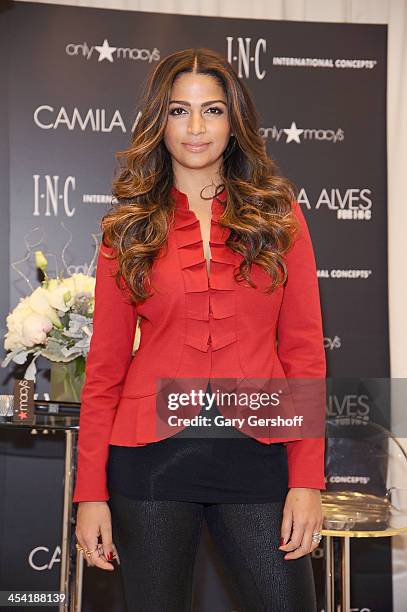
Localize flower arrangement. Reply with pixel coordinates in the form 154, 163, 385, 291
1, 249, 96, 391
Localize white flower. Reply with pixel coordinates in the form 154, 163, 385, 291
4, 332, 26, 352
3, 297, 54, 350
5, 297, 33, 338
61, 273, 95, 297
47, 278, 60, 291
21, 313, 53, 347
2, 259, 97, 376
27, 287, 61, 327
46, 283, 73, 312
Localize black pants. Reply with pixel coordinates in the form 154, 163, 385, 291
107, 491, 317, 612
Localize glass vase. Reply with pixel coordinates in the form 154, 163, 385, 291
49, 357, 86, 403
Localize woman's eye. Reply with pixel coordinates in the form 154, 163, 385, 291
169, 106, 224, 116
206, 107, 223, 115
169, 107, 186, 116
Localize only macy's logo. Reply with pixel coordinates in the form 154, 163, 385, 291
324, 336, 341, 350
260, 121, 344, 144
66, 38, 160, 63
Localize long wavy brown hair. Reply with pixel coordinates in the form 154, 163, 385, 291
101, 47, 300, 304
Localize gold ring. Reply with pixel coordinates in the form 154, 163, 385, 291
85, 548, 98, 557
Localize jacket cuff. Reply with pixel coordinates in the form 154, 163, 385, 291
72, 448, 110, 502
284, 437, 326, 490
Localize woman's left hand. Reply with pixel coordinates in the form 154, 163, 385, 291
278, 487, 324, 560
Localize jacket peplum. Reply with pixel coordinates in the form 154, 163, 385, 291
72, 185, 327, 502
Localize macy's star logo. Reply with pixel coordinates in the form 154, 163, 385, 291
283, 121, 304, 144
94, 39, 117, 63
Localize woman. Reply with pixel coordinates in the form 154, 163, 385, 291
74, 47, 326, 611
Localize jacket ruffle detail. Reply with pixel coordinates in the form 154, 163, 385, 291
173, 190, 237, 353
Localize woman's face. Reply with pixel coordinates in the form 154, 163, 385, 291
163, 72, 231, 173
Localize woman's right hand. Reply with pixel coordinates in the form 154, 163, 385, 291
75, 501, 119, 570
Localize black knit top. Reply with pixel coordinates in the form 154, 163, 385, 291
107, 382, 289, 503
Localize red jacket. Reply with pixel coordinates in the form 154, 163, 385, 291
73, 185, 326, 502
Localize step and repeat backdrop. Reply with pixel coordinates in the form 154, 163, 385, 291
0, 2, 389, 611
